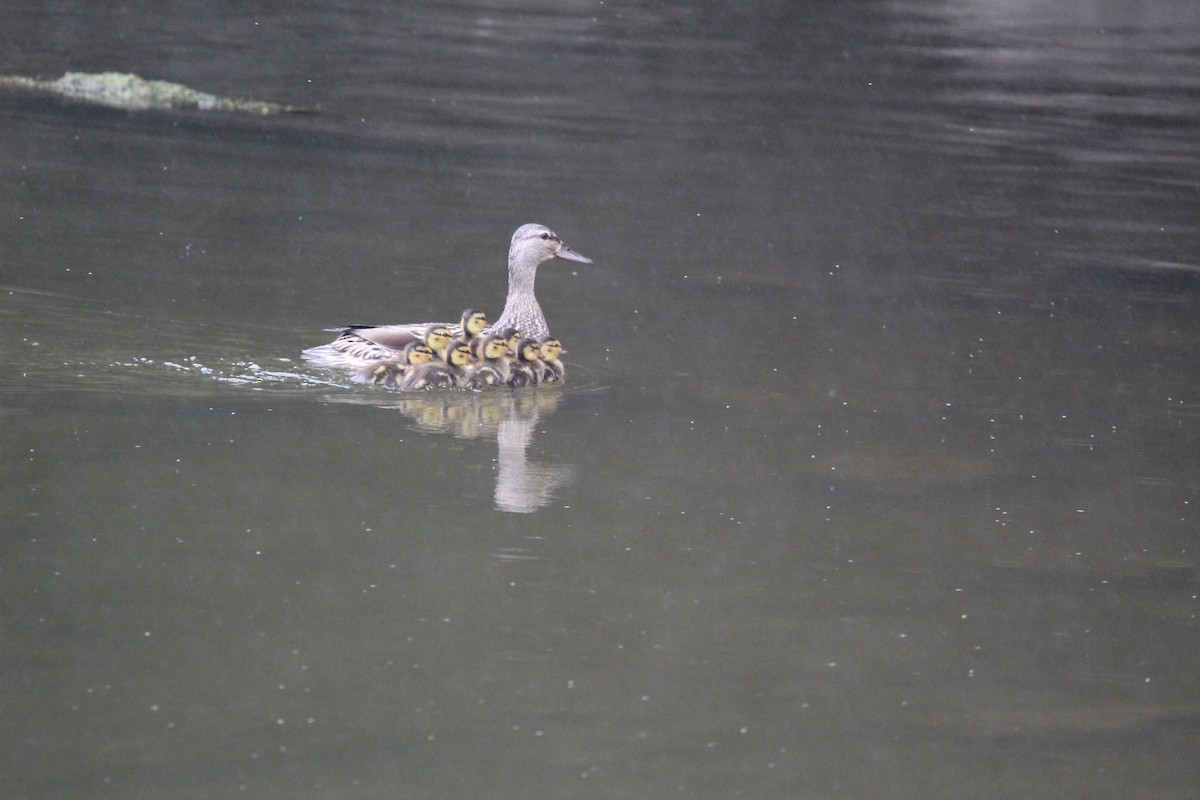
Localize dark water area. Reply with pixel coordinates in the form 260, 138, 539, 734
2, 2, 1199, 798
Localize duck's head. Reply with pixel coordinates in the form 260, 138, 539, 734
446, 341, 474, 368
460, 308, 489, 338
404, 341, 437, 366
539, 337, 565, 362
424, 324, 454, 356
511, 223, 592, 266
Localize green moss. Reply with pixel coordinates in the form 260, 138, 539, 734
0, 71, 298, 114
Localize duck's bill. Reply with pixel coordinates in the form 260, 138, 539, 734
555, 246, 592, 264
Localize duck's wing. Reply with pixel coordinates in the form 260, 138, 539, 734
303, 322, 463, 371
350, 322, 466, 350
302, 330, 403, 370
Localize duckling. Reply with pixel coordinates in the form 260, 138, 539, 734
499, 326, 522, 355
538, 336, 566, 384
445, 340, 476, 388
468, 332, 491, 360
424, 324, 455, 359
506, 339, 544, 388
399, 339, 474, 391
359, 341, 436, 387
474, 325, 521, 362
464, 333, 512, 389
456, 308, 489, 344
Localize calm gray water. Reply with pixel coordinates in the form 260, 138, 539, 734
2, 2, 1199, 798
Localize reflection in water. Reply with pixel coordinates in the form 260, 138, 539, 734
324, 387, 573, 513
493, 397, 575, 514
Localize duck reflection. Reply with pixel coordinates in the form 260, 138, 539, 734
325, 388, 573, 513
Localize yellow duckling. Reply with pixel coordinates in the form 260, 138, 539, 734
497, 326, 521, 356
424, 324, 455, 359
457, 308, 489, 344
399, 339, 474, 391
474, 325, 522, 365
506, 339, 543, 388
359, 341, 436, 387
464, 333, 512, 389
538, 337, 566, 384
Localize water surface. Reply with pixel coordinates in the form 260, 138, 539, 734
2, 2, 1198, 798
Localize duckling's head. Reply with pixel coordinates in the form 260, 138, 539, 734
461, 308, 489, 338
499, 327, 521, 354
424, 324, 454, 356
405, 341, 437, 366
511, 224, 593, 266
481, 333, 510, 362
446, 341, 474, 368
517, 340, 543, 362
539, 337, 565, 362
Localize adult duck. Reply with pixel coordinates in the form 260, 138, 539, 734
302, 224, 590, 370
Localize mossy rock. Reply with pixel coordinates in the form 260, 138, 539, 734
0, 71, 297, 114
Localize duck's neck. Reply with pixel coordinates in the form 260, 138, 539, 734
494, 255, 549, 338
505, 255, 538, 299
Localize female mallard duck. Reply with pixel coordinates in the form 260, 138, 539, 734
357, 340, 436, 387
464, 333, 512, 389
399, 340, 474, 391
506, 339, 544, 389
301, 224, 590, 370
538, 337, 566, 384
